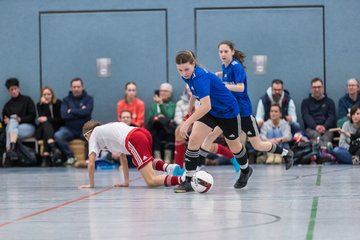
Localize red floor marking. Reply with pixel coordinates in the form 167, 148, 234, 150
0, 176, 143, 229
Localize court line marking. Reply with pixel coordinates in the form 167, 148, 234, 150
306, 196, 319, 240
316, 165, 322, 186
306, 165, 322, 240
0, 176, 143, 229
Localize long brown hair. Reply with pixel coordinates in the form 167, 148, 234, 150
218, 40, 246, 69
175, 50, 197, 65
124, 82, 137, 104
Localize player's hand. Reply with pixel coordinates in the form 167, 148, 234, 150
113, 183, 129, 187
153, 95, 163, 104
79, 184, 94, 189
180, 122, 191, 139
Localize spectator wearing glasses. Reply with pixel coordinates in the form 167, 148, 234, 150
146, 83, 176, 163
301, 77, 336, 145
337, 78, 360, 128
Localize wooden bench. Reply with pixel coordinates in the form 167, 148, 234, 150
38, 139, 87, 162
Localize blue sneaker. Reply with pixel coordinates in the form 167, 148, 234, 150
166, 164, 185, 176
230, 157, 240, 172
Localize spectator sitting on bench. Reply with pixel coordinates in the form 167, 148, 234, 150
36, 86, 63, 166
301, 77, 336, 147
55, 77, 93, 166
146, 83, 176, 163
116, 82, 145, 127
2, 78, 36, 162
337, 78, 360, 128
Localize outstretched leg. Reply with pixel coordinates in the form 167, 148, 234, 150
243, 116, 293, 170
202, 126, 240, 171
174, 121, 213, 193
139, 162, 184, 187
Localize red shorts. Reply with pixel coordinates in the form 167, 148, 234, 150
125, 128, 154, 170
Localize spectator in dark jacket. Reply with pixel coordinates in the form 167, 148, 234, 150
256, 79, 301, 134
36, 86, 63, 166
337, 78, 360, 127
301, 77, 336, 146
2, 78, 36, 160
54, 77, 93, 165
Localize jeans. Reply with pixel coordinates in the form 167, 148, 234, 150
6, 119, 35, 148
331, 147, 352, 164
266, 127, 290, 149
290, 122, 302, 135
54, 127, 83, 158
305, 128, 333, 146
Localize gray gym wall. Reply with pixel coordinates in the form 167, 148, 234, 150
0, 0, 359, 125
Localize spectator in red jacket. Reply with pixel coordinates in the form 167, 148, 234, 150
116, 82, 145, 127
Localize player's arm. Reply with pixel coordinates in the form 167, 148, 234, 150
226, 64, 246, 92
79, 152, 96, 188
187, 95, 196, 115
225, 82, 244, 92
215, 71, 223, 78
114, 153, 130, 187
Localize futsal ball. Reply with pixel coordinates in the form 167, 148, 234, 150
191, 171, 214, 193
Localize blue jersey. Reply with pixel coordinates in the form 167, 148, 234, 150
222, 59, 253, 117
182, 66, 239, 119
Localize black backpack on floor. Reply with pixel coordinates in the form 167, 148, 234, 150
16, 141, 38, 166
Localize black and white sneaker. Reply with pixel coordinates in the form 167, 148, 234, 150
234, 166, 253, 189
283, 150, 294, 170
174, 177, 194, 193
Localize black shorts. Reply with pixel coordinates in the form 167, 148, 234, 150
241, 115, 260, 137
197, 113, 241, 140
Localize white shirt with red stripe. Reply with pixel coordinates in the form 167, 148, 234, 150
88, 122, 135, 156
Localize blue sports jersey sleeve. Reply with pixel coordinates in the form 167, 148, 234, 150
223, 59, 253, 117
233, 62, 246, 84
193, 74, 210, 100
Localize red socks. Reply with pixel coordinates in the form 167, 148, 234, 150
174, 141, 186, 167
152, 158, 167, 171
164, 175, 183, 186
215, 143, 233, 159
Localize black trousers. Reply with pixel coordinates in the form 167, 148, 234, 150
36, 122, 55, 153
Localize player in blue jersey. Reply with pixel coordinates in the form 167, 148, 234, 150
174, 50, 253, 193
201, 40, 294, 174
